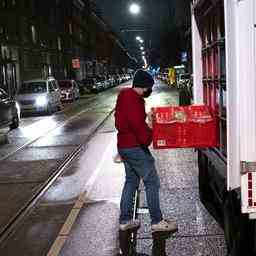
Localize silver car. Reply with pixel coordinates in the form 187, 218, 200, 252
16, 77, 62, 115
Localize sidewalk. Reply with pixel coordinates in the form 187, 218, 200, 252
56, 113, 227, 256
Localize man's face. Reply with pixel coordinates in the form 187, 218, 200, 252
142, 88, 152, 98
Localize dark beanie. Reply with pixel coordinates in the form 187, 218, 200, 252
132, 69, 154, 88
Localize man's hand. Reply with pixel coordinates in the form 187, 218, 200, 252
147, 110, 155, 129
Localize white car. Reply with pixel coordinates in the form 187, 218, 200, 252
17, 77, 62, 115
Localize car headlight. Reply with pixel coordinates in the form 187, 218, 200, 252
36, 96, 48, 107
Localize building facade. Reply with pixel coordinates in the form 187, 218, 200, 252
0, 0, 133, 96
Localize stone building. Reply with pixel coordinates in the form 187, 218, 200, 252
0, 0, 134, 96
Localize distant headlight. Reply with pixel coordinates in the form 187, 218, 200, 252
36, 96, 48, 106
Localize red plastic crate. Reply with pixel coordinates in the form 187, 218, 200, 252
152, 105, 218, 149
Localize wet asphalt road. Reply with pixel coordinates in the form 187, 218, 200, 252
0, 80, 227, 255
0, 84, 126, 249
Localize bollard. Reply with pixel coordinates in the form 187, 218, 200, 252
151, 231, 173, 256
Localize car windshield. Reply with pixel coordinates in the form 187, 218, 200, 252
58, 81, 72, 89
19, 82, 47, 94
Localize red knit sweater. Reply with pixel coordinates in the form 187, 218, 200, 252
115, 88, 152, 148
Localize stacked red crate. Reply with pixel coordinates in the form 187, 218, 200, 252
152, 105, 218, 149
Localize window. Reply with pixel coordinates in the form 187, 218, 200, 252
57, 37, 62, 51
1, 46, 10, 59
48, 81, 55, 92
51, 80, 58, 90
1, 0, 6, 8
69, 23, 73, 34
31, 25, 37, 43
20, 82, 47, 94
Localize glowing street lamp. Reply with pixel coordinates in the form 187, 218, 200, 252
129, 3, 140, 15
136, 36, 141, 41
140, 46, 144, 50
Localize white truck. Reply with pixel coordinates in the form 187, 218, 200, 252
192, 0, 256, 255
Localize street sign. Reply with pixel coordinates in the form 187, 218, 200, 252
72, 58, 80, 69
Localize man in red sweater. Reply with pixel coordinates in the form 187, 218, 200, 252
115, 69, 178, 233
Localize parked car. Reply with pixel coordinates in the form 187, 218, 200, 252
107, 75, 115, 87
78, 78, 96, 94
113, 74, 120, 85
58, 80, 80, 101
117, 74, 123, 84
16, 77, 62, 115
0, 88, 20, 130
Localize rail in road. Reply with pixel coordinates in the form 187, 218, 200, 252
0, 88, 119, 244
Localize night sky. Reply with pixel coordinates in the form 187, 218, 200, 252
93, 0, 191, 67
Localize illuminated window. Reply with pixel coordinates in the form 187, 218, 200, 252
12, 0, 15, 5
31, 25, 37, 43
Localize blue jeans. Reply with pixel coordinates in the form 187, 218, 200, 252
118, 147, 163, 224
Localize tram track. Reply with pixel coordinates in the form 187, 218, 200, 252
0, 95, 103, 162
0, 96, 115, 245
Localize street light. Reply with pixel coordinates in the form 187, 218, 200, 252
140, 46, 144, 50
136, 36, 141, 41
129, 3, 141, 15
